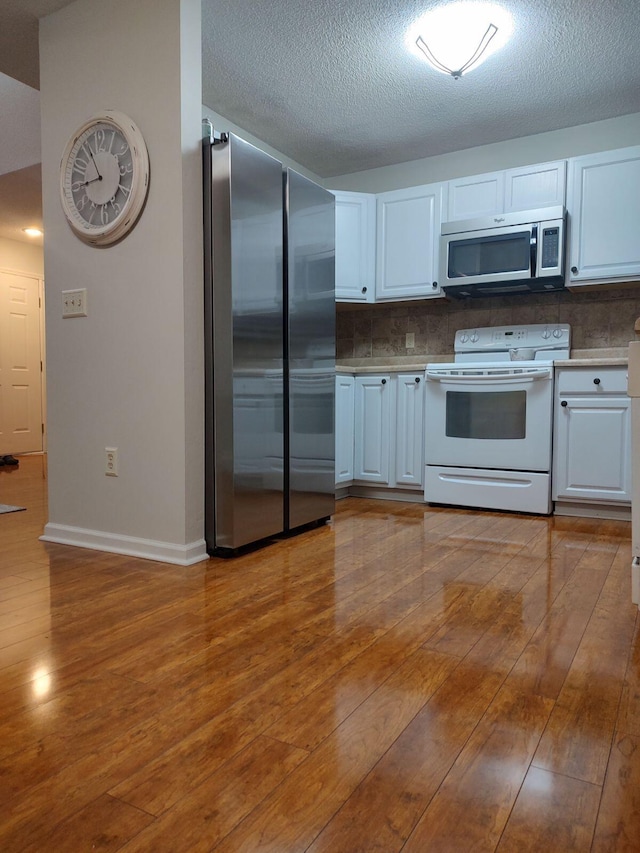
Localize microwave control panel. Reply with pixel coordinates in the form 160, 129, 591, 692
541, 227, 560, 268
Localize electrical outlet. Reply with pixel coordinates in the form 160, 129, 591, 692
405, 332, 415, 349
62, 288, 87, 318
105, 447, 118, 477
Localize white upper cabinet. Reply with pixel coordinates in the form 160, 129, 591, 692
376, 182, 447, 301
504, 161, 566, 212
447, 171, 504, 220
566, 146, 640, 286
332, 191, 376, 303
447, 161, 566, 221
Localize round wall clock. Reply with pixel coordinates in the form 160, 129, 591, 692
59, 110, 150, 246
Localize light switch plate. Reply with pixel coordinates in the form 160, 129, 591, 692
62, 288, 87, 318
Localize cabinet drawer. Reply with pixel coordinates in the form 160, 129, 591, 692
556, 368, 627, 395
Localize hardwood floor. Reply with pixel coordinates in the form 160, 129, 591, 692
1, 455, 639, 852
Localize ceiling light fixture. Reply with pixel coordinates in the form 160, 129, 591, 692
416, 23, 497, 79
23, 227, 43, 237
407, 2, 513, 79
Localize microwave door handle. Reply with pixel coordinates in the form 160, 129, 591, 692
530, 224, 538, 278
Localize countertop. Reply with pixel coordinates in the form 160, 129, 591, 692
337, 348, 629, 373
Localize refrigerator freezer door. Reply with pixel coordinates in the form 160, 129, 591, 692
285, 169, 336, 531
206, 134, 285, 551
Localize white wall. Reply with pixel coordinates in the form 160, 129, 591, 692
327, 112, 640, 192
39, 0, 205, 564
0, 236, 44, 276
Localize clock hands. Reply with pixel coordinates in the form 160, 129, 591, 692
87, 147, 103, 183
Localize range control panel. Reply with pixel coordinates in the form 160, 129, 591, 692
454, 324, 571, 357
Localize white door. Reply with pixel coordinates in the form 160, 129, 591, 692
0, 270, 43, 454
335, 374, 355, 484
567, 146, 640, 284
504, 161, 566, 212
376, 183, 446, 300
394, 373, 424, 488
447, 171, 504, 220
553, 395, 631, 502
333, 192, 376, 303
354, 375, 390, 483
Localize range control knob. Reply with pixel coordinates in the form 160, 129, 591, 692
541, 328, 551, 339
552, 328, 563, 339
470, 332, 479, 343
460, 333, 469, 344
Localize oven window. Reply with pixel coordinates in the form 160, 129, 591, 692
445, 390, 526, 439
448, 231, 530, 278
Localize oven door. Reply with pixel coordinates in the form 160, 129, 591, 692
424, 365, 553, 472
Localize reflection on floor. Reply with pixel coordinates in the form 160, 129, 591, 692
1, 455, 638, 851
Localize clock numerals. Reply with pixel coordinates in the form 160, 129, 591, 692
73, 155, 90, 175
119, 161, 133, 177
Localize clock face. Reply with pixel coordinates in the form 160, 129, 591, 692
60, 111, 149, 246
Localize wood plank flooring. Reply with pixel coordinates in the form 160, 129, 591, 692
1, 456, 639, 852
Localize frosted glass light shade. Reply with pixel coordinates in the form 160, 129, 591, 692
407, 2, 513, 78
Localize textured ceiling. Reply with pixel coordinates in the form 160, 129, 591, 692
1, 0, 640, 243
202, 0, 640, 177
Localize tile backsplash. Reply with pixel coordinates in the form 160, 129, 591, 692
337, 286, 640, 361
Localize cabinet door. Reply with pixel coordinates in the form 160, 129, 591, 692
553, 395, 631, 503
504, 160, 566, 212
447, 171, 504, 221
335, 375, 355, 484
354, 375, 391, 483
333, 191, 375, 303
567, 146, 640, 284
394, 373, 424, 488
376, 183, 446, 300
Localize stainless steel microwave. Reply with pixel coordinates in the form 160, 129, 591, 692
440, 206, 565, 298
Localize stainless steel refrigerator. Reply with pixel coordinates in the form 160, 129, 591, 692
203, 129, 335, 555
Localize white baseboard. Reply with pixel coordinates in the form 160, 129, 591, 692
41, 523, 208, 566
633, 559, 640, 607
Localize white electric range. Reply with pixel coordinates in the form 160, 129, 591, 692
424, 324, 571, 514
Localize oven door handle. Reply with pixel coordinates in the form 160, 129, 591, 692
425, 368, 552, 382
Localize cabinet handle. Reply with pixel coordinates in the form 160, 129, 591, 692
415, 376, 420, 383
593, 377, 601, 385
362, 286, 367, 293
381, 378, 386, 385
432, 281, 438, 289
561, 400, 568, 407
571, 266, 578, 274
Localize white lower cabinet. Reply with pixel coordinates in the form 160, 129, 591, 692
394, 373, 425, 488
354, 375, 391, 483
553, 366, 631, 508
335, 375, 355, 484
336, 372, 425, 491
